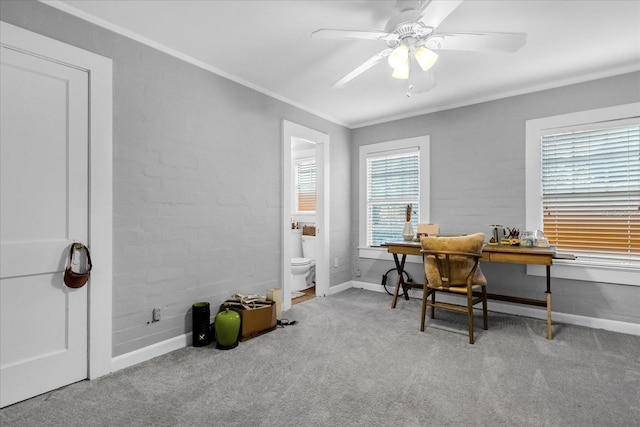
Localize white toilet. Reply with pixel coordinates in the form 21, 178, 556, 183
291, 232, 316, 291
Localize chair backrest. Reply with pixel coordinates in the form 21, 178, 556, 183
421, 233, 487, 288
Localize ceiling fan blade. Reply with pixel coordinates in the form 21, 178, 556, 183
414, 0, 463, 28
312, 28, 398, 42
427, 32, 527, 52
332, 48, 394, 88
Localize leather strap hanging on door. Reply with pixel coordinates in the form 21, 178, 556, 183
64, 243, 92, 288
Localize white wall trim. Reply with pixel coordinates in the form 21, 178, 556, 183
111, 281, 639, 372
353, 64, 640, 129
0, 21, 113, 380
40, 0, 349, 129
111, 334, 192, 372
36, 1, 640, 130
359, 136, 430, 251
525, 103, 640, 286
282, 121, 330, 310
343, 281, 640, 336
484, 299, 640, 337
327, 281, 354, 295
349, 279, 422, 298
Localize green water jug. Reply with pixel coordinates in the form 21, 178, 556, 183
214, 308, 241, 350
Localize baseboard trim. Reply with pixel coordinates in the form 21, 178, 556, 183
344, 280, 640, 336
486, 300, 640, 336
111, 284, 354, 371
111, 280, 639, 372
111, 333, 192, 372
350, 279, 423, 298
327, 281, 354, 295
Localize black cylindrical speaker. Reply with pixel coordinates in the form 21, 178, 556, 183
192, 302, 212, 347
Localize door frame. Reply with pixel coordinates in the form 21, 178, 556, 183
282, 121, 330, 311
1, 22, 113, 379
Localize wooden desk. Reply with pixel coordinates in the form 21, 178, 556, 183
384, 241, 570, 340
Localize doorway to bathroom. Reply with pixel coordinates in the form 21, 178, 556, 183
282, 121, 329, 312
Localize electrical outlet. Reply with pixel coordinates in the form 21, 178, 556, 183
153, 307, 161, 322
355, 268, 361, 277
334, 257, 339, 268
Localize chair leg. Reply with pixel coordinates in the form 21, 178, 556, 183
467, 287, 475, 344
482, 286, 488, 330
430, 290, 436, 319
420, 288, 428, 332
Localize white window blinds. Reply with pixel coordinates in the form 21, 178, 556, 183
296, 158, 316, 212
366, 150, 420, 246
541, 122, 640, 266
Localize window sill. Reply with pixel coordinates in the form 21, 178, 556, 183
361, 246, 639, 286
527, 261, 639, 286
361, 244, 638, 286
358, 246, 422, 264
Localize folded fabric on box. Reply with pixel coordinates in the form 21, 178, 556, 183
227, 293, 271, 309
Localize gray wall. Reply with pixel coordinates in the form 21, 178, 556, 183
352, 71, 640, 325
1, 0, 352, 356
2, 0, 638, 360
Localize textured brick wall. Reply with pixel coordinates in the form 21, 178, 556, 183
1, 0, 352, 357
352, 72, 640, 325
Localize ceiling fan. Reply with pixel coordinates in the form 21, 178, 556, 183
312, 0, 526, 96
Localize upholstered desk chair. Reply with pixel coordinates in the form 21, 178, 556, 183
420, 233, 488, 344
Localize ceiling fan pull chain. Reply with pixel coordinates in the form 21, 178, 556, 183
406, 57, 413, 97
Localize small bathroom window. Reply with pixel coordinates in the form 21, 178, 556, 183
295, 157, 316, 213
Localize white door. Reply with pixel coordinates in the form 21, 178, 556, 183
282, 121, 330, 310
0, 45, 89, 407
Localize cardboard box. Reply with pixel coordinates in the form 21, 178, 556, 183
220, 300, 276, 342
265, 287, 282, 319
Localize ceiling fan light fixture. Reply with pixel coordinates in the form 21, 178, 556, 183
414, 46, 438, 71
391, 63, 409, 79
387, 44, 409, 69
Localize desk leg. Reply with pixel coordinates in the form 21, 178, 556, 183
546, 265, 552, 340
391, 254, 407, 309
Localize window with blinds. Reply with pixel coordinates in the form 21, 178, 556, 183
541, 122, 640, 266
295, 158, 316, 212
366, 151, 420, 246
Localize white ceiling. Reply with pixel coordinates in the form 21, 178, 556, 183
46, 0, 640, 129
